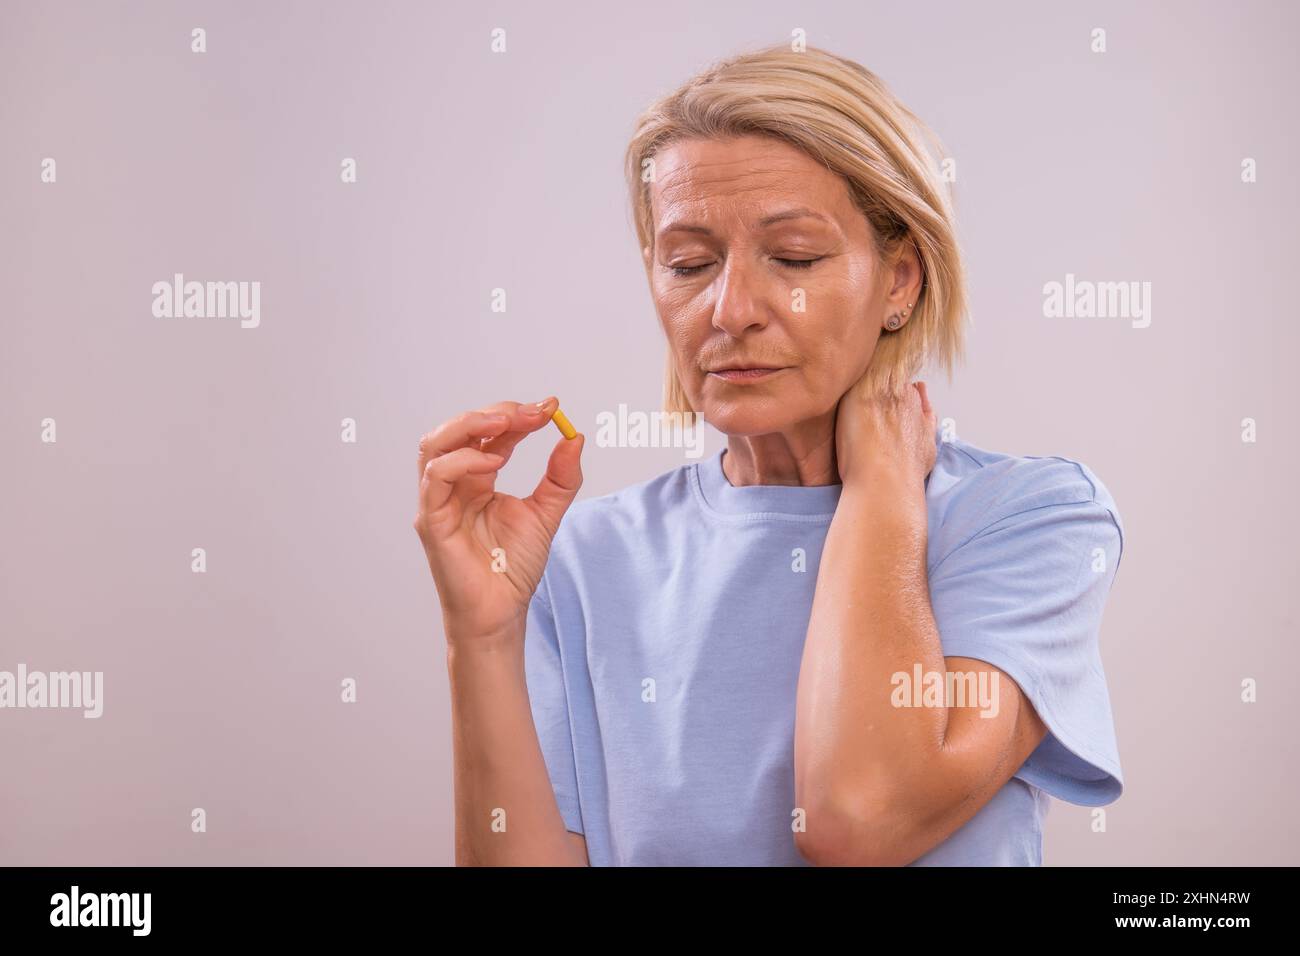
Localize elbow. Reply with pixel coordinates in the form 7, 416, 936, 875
794, 792, 919, 868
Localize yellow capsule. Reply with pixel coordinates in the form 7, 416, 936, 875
551, 407, 577, 440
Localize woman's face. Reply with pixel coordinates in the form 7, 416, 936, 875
644, 134, 907, 437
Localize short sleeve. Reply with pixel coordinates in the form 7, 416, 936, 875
523, 583, 585, 834
928, 484, 1125, 807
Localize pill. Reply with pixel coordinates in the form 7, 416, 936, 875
551, 407, 577, 440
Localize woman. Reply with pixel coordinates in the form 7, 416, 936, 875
415, 45, 1125, 866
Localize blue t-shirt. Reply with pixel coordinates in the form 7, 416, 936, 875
524, 425, 1125, 865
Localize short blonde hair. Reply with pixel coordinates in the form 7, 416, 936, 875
625, 44, 968, 412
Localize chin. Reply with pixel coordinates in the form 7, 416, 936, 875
697, 398, 803, 437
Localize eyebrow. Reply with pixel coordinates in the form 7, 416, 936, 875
658, 207, 833, 237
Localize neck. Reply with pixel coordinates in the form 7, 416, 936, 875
721, 413, 840, 487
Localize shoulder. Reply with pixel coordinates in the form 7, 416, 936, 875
928, 430, 1125, 563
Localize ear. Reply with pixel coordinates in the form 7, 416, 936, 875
883, 243, 923, 327
642, 244, 653, 269
891, 240, 924, 307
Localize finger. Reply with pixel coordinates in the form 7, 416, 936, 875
478, 396, 561, 462
525, 430, 585, 534
418, 410, 515, 480
420, 446, 506, 518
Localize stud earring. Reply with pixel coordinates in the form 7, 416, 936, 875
885, 301, 915, 332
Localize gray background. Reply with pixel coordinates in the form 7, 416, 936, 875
1, 0, 1296, 864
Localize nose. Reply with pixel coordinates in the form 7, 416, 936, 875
711, 256, 769, 337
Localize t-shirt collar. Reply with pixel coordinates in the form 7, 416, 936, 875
693, 447, 842, 517
692, 423, 944, 518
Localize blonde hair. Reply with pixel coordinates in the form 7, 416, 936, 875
625, 44, 968, 412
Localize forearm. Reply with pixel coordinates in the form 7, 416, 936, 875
445, 619, 586, 866
796, 474, 950, 857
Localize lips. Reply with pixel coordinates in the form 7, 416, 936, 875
707, 366, 788, 381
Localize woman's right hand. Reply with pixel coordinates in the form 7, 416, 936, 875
414, 396, 585, 645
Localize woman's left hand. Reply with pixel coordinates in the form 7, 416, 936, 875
834, 378, 939, 490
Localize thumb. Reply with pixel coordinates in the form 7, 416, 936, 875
527, 432, 585, 533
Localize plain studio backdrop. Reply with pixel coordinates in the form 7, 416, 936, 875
1, 0, 1296, 865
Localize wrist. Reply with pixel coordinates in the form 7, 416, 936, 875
839, 472, 928, 531
843, 465, 927, 502
444, 614, 526, 659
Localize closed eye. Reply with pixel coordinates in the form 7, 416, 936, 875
669, 263, 710, 277
669, 257, 822, 277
